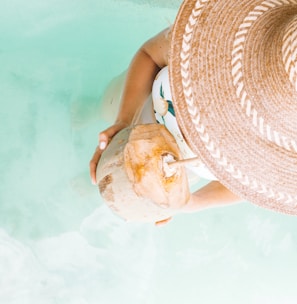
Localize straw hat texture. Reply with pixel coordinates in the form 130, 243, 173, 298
169, 0, 297, 214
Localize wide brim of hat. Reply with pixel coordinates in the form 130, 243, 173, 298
169, 0, 297, 214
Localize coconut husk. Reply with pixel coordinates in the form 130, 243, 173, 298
96, 123, 190, 222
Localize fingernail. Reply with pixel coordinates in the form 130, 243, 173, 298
91, 179, 97, 185
99, 141, 106, 150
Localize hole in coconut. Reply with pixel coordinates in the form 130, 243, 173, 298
161, 153, 177, 178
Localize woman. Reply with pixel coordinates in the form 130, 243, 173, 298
89, 27, 242, 224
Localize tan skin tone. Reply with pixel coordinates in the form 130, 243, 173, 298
89, 28, 242, 225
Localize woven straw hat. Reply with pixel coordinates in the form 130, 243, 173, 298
169, 0, 297, 214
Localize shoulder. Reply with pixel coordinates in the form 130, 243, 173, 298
140, 27, 171, 68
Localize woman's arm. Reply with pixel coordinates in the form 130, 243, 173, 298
155, 181, 242, 226
116, 28, 170, 126
89, 28, 171, 184
184, 181, 243, 212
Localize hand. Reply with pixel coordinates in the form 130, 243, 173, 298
155, 217, 172, 226
89, 121, 129, 185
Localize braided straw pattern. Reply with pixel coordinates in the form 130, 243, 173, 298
282, 15, 297, 91
231, 0, 297, 153
181, 0, 208, 119
178, 0, 297, 209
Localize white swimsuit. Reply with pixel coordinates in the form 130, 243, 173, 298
152, 67, 217, 181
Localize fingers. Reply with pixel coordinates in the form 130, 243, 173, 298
98, 132, 109, 150
155, 217, 172, 227
90, 122, 129, 185
89, 131, 110, 185
89, 146, 103, 185
98, 122, 126, 148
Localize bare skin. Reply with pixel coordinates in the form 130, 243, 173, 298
89, 28, 243, 225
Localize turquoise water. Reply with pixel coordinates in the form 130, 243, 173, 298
1, 0, 297, 303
